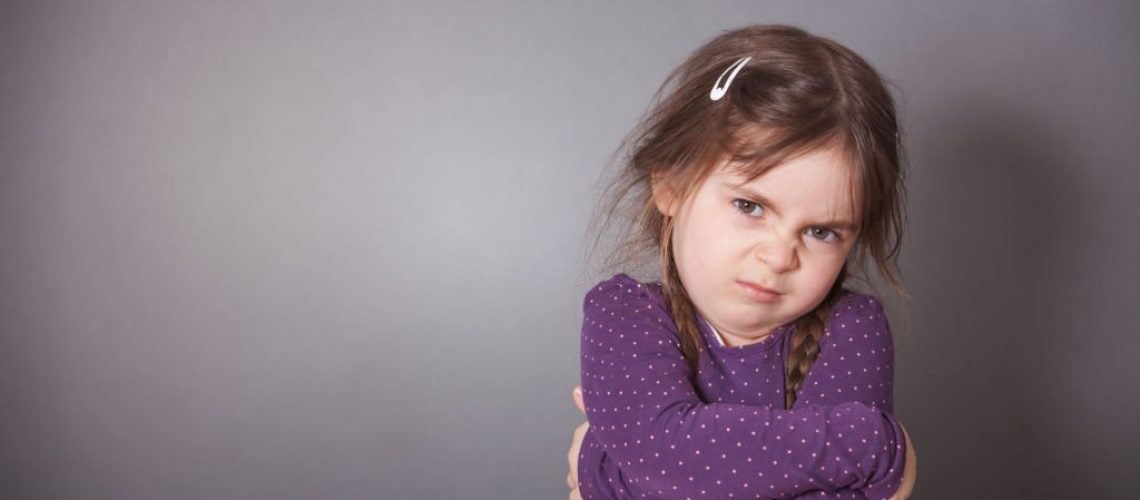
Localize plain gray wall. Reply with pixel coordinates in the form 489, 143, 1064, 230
3, 1, 1138, 499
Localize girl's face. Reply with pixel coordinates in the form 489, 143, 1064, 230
653, 144, 861, 347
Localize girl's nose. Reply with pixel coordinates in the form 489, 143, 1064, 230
755, 232, 799, 273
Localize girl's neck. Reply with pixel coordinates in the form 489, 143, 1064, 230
704, 319, 773, 347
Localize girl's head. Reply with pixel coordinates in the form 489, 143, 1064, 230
588, 24, 907, 408
654, 142, 863, 348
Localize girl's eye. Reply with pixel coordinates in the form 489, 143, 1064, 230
732, 198, 764, 217
734, 198, 843, 244
806, 227, 840, 243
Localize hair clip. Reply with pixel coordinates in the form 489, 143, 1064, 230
710, 56, 752, 101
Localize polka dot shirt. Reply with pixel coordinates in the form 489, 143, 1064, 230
576, 273, 907, 499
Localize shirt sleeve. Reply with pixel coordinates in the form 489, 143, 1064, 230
577, 274, 905, 499
789, 293, 908, 500
577, 425, 635, 499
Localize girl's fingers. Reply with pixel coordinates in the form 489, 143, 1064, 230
573, 385, 585, 413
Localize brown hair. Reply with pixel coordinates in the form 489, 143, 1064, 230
583, 25, 910, 409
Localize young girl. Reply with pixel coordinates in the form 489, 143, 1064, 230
565, 25, 918, 499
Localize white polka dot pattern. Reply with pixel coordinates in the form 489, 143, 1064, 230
576, 273, 907, 499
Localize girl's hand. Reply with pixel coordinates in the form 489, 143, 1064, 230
887, 422, 917, 500
567, 385, 588, 496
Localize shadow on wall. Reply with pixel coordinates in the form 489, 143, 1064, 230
901, 96, 1095, 499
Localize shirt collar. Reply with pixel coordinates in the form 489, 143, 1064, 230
702, 317, 727, 346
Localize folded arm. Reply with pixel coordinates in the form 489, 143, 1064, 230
787, 293, 908, 499
575, 275, 905, 499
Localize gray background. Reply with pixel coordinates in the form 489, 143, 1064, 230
2, 1, 1138, 499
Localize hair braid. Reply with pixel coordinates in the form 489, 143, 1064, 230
657, 219, 703, 379
784, 266, 848, 409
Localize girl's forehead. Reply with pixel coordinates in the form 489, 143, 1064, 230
713, 144, 858, 187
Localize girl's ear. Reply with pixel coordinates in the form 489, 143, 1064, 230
650, 172, 679, 217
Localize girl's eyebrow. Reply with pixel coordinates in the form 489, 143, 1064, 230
727, 184, 859, 231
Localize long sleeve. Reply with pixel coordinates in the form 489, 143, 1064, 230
795, 294, 897, 413
578, 425, 634, 498
790, 294, 908, 499
577, 274, 905, 499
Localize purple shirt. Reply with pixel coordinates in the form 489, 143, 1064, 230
577, 273, 907, 499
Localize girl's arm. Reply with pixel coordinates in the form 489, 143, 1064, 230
786, 294, 909, 499
793, 293, 898, 413
575, 274, 906, 499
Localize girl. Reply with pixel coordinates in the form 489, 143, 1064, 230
566, 25, 917, 499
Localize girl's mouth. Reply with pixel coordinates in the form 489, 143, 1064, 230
737, 280, 782, 303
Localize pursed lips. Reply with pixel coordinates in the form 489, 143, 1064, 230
737, 280, 781, 295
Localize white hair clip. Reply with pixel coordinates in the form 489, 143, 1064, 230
709, 56, 752, 101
